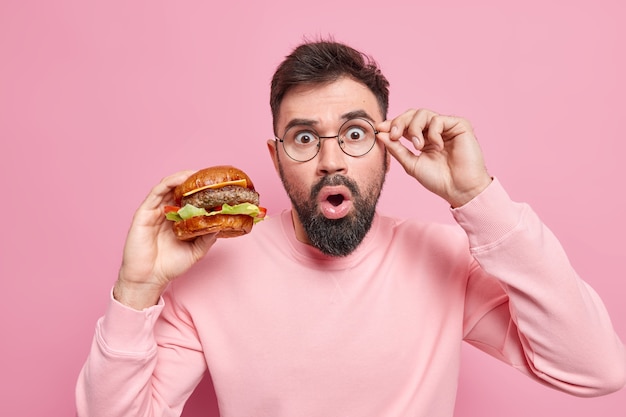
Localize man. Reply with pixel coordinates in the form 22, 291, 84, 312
76, 40, 625, 417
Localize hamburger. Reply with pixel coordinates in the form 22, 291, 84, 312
164, 165, 266, 240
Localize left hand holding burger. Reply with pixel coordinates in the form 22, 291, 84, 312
114, 170, 218, 310
376, 108, 493, 208
114, 165, 266, 310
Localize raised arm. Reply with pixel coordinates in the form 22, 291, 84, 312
76, 171, 217, 417
378, 110, 625, 394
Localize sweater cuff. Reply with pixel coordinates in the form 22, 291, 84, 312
97, 289, 165, 354
451, 177, 526, 250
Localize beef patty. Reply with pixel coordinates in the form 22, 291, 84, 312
181, 185, 260, 210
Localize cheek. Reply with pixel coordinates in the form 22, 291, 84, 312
278, 160, 312, 198
355, 148, 387, 177
279, 158, 304, 182
353, 153, 388, 196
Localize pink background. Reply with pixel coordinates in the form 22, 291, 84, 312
1, 0, 625, 415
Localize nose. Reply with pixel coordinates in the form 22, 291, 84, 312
316, 135, 347, 175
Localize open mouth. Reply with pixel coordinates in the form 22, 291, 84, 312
327, 194, 345, 207
317, 186, 353, 219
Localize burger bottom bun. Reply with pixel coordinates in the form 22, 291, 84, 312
172, 214, 254, 240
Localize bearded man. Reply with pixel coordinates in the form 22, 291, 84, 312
76, 40, 625, 417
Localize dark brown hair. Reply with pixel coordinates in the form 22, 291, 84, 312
270, 39, 390, 132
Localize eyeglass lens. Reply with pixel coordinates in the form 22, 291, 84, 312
282, 118, 377, 162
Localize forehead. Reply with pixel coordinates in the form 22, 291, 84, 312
276, 77, 383, 130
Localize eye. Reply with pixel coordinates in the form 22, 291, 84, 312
343, 126, 367, 142
293, 131, 318, 146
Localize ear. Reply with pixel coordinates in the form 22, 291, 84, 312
267, 139, 280, 173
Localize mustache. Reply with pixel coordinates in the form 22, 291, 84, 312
310, 175, 360, 199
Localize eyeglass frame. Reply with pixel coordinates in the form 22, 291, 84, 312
274, 117, 380, 162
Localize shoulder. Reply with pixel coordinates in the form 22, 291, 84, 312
379, 214, 468, 247
361, 214, 472, 267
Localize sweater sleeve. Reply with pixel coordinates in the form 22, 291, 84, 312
454, 178, 626, 396
75, 289, 207, 417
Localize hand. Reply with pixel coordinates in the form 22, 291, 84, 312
376, 109, 492, 208
113, 170, 217, 310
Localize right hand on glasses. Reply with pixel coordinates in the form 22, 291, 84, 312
113, 170, 217, 310
376, 108, 492, 208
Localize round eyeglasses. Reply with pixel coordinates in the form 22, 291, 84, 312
275, 118, 379, 162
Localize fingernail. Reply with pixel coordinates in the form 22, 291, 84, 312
391, 126, 398, 137
412, 136, 421, 147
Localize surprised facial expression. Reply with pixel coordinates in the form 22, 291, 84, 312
267, 77, 389, 256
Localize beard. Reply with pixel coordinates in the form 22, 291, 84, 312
277, 157, 387, 257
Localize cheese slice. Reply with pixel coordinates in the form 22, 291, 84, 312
182, 179, 248, 197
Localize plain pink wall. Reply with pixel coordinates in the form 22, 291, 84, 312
1, 0, 625, 415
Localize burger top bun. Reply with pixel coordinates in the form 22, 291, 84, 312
174, 165, 255, 205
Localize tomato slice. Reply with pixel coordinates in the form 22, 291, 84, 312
163, 205, 181, 214
257, 207, 267, 219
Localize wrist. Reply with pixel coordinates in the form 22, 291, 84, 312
113, 278, 167, 311
448, 176, 493, 208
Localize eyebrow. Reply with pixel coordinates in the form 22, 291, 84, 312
341, 110, 376, 122
282, 110, 377, 134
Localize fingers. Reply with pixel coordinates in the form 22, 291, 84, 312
377, 109, 471, 152
377, 109, 434, 150
141, 170, 196, 211
155, 170, 196, 198
375, 130, 420, 175
189, 232, 218, 261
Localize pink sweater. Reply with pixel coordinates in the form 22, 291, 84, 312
76, 179, 625, 417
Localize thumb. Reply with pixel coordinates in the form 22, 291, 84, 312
378, 132, 420, 175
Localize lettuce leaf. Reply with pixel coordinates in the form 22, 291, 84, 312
165, 203, 264, 222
